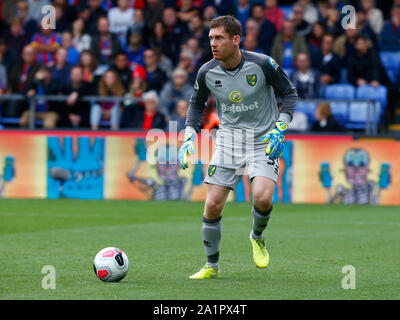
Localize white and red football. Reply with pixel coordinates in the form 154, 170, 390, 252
93, 247, 129, 282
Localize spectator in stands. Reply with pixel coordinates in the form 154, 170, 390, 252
356, 8, 378, 49
361, 0, 384, 36
203, 0, 235, 17
53, 2, 71, 33
290, 52, 321, 99
19, 66, 60, 128
110, 52, 132, 91
311, 102, 343, 132
72, 18, 91, 53
236, 0, 251, 34
126, 30, 146, 67
51, 47, 72, 92
86, 0, 107, 36
177, 0, 200, 23
90, 16, 122, 66
169, 99, 189, 133
2, 17, 31, 56
28, 0, 51, 24
0, 39, 18, 76
6, 45, 40, 117
78, 49, 99, 93
60, 66, 91, 128
264, 0, 285, 33
184, 38, 202, 71
292, 4, 313, 36
16, 0, 38, 36
271, 19, 309, 69
160, 7, 190, 66
333, 26, 372, 67
159, 68, 194, 118
314, 33, 341, 85
251, 3, 275, 55
291, 0, 319, 25
144, 48, 168, 93
380, 5, 400, 52
153, 47, 174, 79
30, 24, 62, 67
188, 15, 210, 51
307, 22, 326, 68
244, 18, 260, 38
202, 5, 217, 25
128, 90, 166, 130
242, 34, 265, 54
177, 49, 196, 85
322, 8, 342, 37
91, 69, 125, 130
61, 30, 80, 66
108, 0, 134, 47
130, 9, 145, 36
143, 0, 164, 31
347, 35, 380, 88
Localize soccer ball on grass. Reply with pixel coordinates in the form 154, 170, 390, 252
93, 247, 129, 282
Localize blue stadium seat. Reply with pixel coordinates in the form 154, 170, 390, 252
356, 85, 388, 108
325, 84, 355, 100
279, 5, 293, 19
329, 102, 348, 125
380, 51, 400, 83
295, 101, 317, 117
347, 102, 381, 129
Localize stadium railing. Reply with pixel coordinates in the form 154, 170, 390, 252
0, 94, 379, 134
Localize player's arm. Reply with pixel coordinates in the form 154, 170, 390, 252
261, 57, 298, 159
178, 67, 210, 169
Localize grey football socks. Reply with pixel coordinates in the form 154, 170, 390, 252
251, 205, 272, 239
202, 216, 222, 271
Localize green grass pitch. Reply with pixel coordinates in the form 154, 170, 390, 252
0, 199, 399, 300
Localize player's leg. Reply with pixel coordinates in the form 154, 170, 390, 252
249, 176, 275, 268
189, 183, 230, 279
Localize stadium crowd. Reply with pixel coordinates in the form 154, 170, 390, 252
0, 0, 399, 132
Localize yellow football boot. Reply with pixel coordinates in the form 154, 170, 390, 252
249, 233, 270, 268
189, 265, 220, 279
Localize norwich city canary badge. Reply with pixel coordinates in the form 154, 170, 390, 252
208, 165, 217, 177
246, 74, 257, 86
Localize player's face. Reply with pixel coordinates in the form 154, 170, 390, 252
209, 26, 240, 61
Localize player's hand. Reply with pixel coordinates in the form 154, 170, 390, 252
178, 132, 195, 169
260, 121, 288, 160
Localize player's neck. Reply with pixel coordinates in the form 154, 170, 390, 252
220, 49, 242, 70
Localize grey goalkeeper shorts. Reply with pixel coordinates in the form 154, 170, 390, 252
203, 141, 279, 190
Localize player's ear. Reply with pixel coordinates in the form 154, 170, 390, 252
232, 35, 241, 46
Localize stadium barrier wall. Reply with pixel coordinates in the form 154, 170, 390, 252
0, 130, 398, 205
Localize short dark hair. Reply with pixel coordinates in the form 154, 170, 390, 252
209, 15, 242, 38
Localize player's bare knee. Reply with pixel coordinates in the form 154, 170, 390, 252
204, 197, 224, 218
253, 189, 273, 211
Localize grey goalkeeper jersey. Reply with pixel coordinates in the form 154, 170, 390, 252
186, 50, 298, 142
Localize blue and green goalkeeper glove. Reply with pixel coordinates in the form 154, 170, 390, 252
260, 121, 288, 160
178, 132, 195, 170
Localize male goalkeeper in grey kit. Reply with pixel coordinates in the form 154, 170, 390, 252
178, 15, 298, 279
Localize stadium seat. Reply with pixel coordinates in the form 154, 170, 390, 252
380, 51, 400, 83
329, 102, 348, 125
356, 85, 388, 108
279, 5, 293, 19
324, 84, 355, 100
295, 101, 317, 117
347, 101, 381, 129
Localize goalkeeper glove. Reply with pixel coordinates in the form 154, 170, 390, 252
260, 121, 288, 160
178, 132, 195, 169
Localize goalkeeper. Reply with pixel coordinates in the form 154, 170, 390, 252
179, 16, 298, 279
